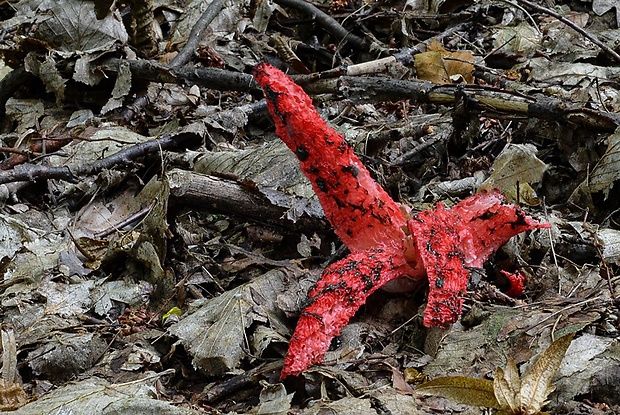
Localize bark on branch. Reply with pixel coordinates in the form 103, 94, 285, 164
102, 59, 620, 132
168, 168, 327, 231
306, 76, 620, 132
0, 132, 200, 184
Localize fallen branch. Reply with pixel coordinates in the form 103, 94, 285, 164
100, 58, 257, 92
0, 132, 200, 185
167, 168, 327, 231
305, 76, 620, 132
101, 59, 620, 132
169, 0, 227, 68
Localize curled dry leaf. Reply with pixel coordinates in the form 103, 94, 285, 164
418, 333, 575, 414
518, 333, 575, 414
494, 358, 521, 412
252, 63, 550, 378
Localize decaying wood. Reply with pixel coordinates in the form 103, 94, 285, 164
168, 168, 327, 231
305, 76, 620, 132
101, 58, 620, 133
200, 360, 284, 403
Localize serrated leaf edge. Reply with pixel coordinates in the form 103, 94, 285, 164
518, 333, 574, 414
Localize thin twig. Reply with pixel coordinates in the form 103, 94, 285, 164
0, 147, 41, 158
497, 0, 541, 34
170, 0, 227, 68
94, 199, 158, 238
0, 132, 200, 184
515, 0, 620, 63
273, 0, 372, 52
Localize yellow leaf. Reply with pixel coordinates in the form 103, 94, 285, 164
443, 50, 475, 83
414, 51, 450, 84
494, 359, 520, 412
519, 333, 574, 414
415, 39, 475, 84
416, 376, 500, 409
162, 306, 182, 323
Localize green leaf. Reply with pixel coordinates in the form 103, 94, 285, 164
519, 333, 574, 414
416, 376, 500, 409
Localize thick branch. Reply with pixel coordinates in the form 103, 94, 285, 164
100, 59, 258, 92
167, 169, 327, 231
306, 77, 620, 132
101, 60, 620, 132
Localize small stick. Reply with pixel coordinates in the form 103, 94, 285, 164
273, 0, 373, 52
515, 0, 620, 63
169, 0, 227, 68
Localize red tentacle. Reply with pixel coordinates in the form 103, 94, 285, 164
281, 248, 408, 379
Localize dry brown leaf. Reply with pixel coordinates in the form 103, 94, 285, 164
417, 333, 574, 414
494, 359, 521, 412
388, 364, 415, 395
414, 51, 450, 84
519, 333, 574, 414
414, 39, 475, 84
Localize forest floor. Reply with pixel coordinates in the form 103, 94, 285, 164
1, 0, 620, 414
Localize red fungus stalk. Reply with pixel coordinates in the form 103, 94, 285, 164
252, 63, 550, 378
252, 63, 411, 254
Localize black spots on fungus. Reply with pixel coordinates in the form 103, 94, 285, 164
296, 145, 309, 161
315, 178, 328, 192
342, 164, 359, 177
435, 276, 445, 288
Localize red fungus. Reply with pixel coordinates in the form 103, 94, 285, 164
252, 63, 550, 378
280, 248, 410, 378
408, 193, 548, 327
502, 270, 526, 297
252, 63, 410, 254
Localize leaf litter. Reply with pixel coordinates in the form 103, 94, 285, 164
0, 0, 620, 414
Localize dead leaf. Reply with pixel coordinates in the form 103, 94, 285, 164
34, 0, 128, 54
492, 22, 542, 56
414, 39, 475, 84
597, 228, 620, 264
569, 127, 620, 205
555, 333, 618, 402
494, 359, 520, 413
257, 381, 294, 415
416, 375, 500, 409
386, 363, 415, 394
0, 326, 29, 411
414, 51, 450, 84
480, 143, 547, 204
586, 127, 620, 199
593, 0, 620, 26
101, 60, 132, 114
418, 333, 575, 414
519, 333, 574, 414
168, 269, 289, 376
